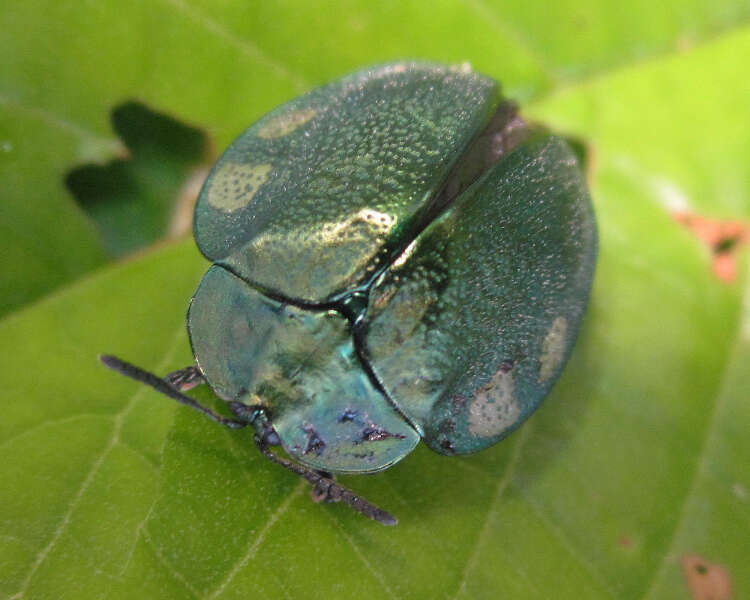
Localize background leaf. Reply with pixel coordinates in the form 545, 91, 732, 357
1, 2, 749, 599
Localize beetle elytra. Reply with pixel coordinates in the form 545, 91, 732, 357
103, 62, 597, 525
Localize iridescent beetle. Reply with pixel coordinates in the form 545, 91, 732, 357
103, 62, 597, 525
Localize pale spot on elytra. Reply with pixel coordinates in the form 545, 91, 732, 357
681, 554, 732, 600
539, 316, 568, 383
207, 162, 272, 213
256, 108, 317, 139
468, 368, 520, 438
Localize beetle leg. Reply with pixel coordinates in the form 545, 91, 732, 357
311, 471, 336, 503
227, 401, 280, 445
100, 355, 247, 429
164, 365, 204, 391
253, 434, 397, 526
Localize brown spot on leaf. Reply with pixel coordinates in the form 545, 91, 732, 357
618, 535, 633, 548
673, 211, 749, 283
732, 483, 748, 502
677, 36, 696, 53
682, 554, 732, 600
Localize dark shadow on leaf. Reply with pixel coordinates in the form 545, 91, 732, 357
562, 134, 589, 171
348, 301, 601, 523
66, 101, 211, 257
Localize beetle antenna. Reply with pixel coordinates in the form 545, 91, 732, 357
99, 354, 247, 429
253, 434, 397, 526
102, 356, 396, 524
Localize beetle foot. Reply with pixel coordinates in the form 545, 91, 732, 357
101, 355, 247, 429
311, 471, 336, 503
164, 365, 204, 391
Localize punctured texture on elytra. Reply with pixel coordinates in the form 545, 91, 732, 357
188, 62, 597, 473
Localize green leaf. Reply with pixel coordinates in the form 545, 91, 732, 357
0, 101, 111, 317
2, 0, 748, 318
2, 2, 750, 599
0, 242, 206, 599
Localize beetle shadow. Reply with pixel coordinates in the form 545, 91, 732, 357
168, 297, 604, 528
353, 292, 605, 523
507, 293, 605, 486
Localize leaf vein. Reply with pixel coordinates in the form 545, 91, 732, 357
10, 327, 187, 598
160, 0, 309, 92
0, 91, 120, 150
0, 414, 111, 450
459, 0, 553, 78
142, 527, 203, 599
326, 511, 401, 600
451, 424, 531, 600
639, 276, 747, 600
518, 485, 618, 598
208, 480, 306, 599
529, 21, 750, 104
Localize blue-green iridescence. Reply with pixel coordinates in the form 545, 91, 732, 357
188, 62, 597, 473
363, 132, 597, 454
188, 266, 419, 473
194, 63, 499, 304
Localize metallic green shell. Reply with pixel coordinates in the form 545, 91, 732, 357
362, 132, 597, 455
187, 62, 597, 473
193, 63, 499, 304
188, 266, 419, 474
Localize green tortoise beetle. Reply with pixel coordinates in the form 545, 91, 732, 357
102, 62, 597, 525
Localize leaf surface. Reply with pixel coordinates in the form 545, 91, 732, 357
1, 3, 749, 599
